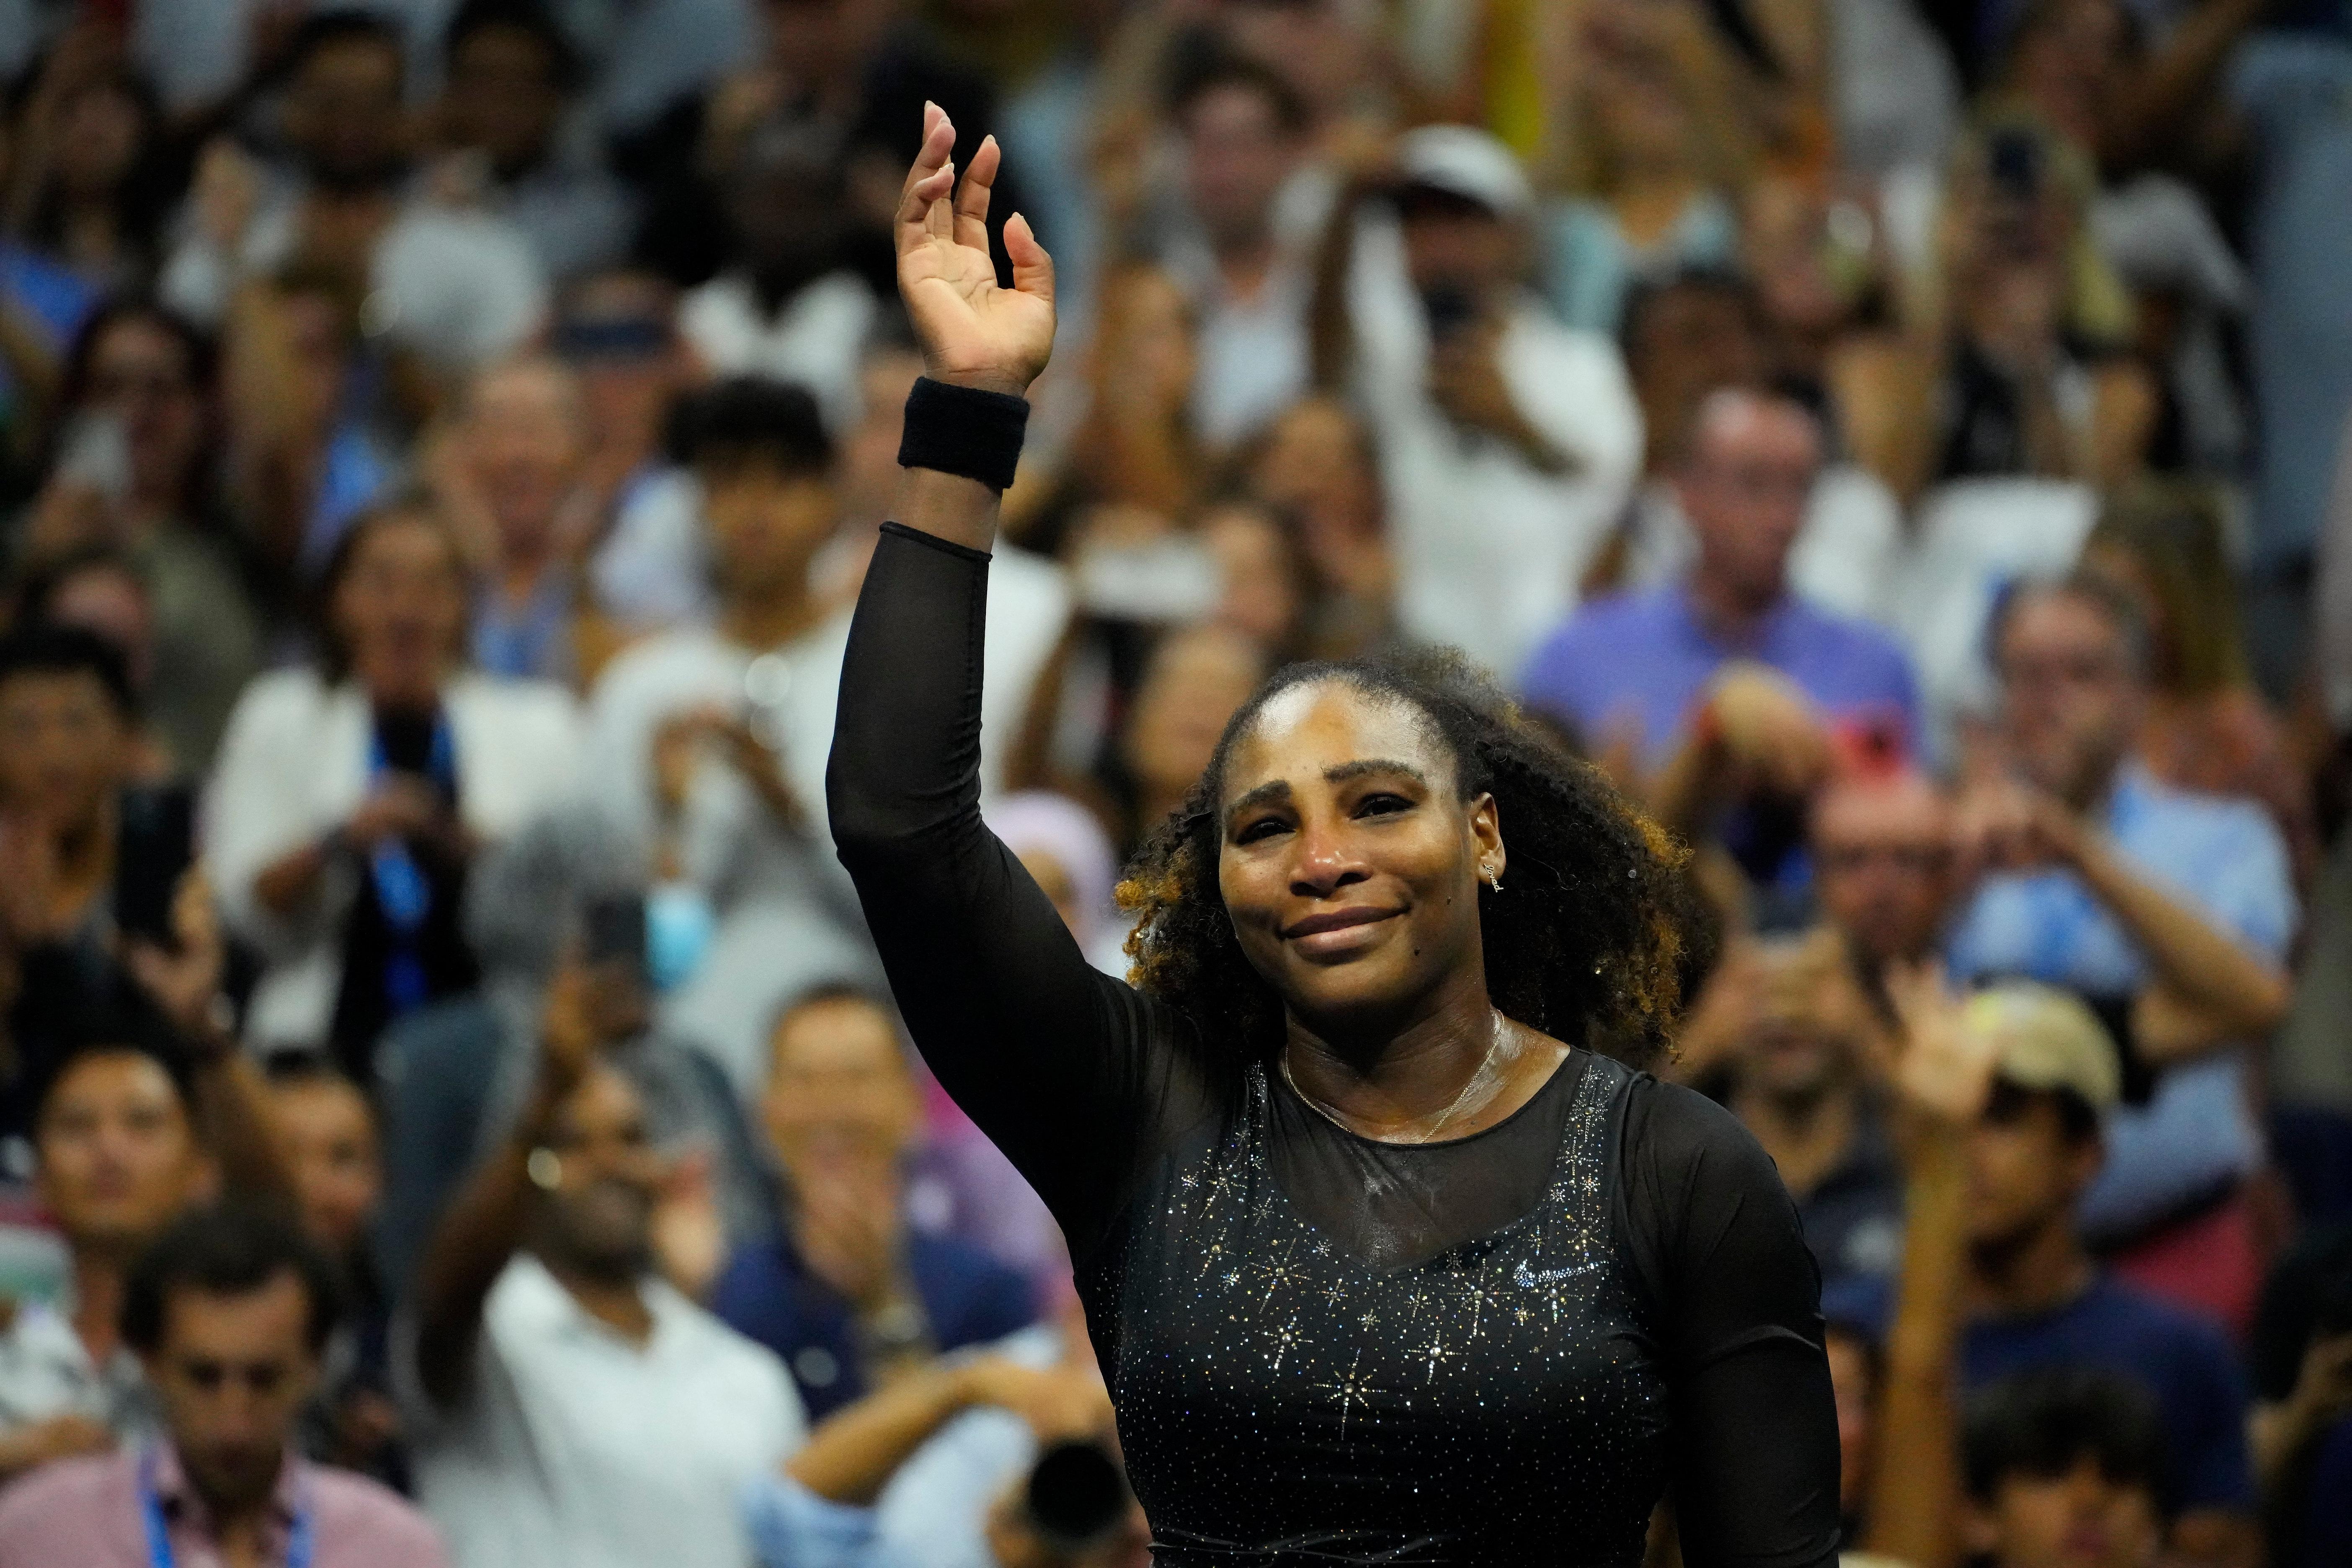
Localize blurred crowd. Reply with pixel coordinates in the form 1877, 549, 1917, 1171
0, 0, 2346, 1565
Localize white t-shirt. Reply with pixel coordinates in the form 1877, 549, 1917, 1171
410, 1256, 804, 1568
1618, 464, 1908, 625
1347, 214, 1643, 678
678, 270, 877, 434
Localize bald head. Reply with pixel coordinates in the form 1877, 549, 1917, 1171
463, 355, 588, 559
1810, 771, 1958, 967
1679, 388, 1823, 616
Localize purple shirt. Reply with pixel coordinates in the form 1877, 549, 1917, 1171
0, 1446, 447, 1568
1518, 584, 1920, 767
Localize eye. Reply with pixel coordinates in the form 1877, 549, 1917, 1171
1234, 815, 1291, 845
1354, 792, 1413, 818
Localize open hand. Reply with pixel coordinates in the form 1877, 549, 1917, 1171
897, 103, 1055, 397
1883, 960, 1997, 1128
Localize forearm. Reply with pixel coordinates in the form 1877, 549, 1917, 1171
2073, 834, 2288, 1038
252, 835, 333, 917
193, 1047, 297, 1206
412, 1120, 541, 1407
1862, 1128, 1971, 1568
785, 1362, 978, 1505
1648, 726, 1731, 845
895, 466, 1001, 555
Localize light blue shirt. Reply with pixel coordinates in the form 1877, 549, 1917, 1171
1946, 761, 2296, 1240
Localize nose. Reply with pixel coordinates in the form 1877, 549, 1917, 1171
1287, 815, 1367, 897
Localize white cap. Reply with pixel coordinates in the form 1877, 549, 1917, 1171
1394, 124, 1533, 221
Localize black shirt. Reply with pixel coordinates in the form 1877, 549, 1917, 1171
827, 521, 1842, 1566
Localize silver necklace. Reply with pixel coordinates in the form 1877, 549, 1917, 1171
1279, 1009, 1509, 1145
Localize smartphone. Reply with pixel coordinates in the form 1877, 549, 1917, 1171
583, 892, 648, 980
113, 786, 195, 947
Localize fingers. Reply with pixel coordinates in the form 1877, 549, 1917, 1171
895, 103, 959, 251
954, 134, 999, 252
1005, 211, 1056, 305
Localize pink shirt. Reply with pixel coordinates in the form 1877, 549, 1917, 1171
0, 1446, 448, 1568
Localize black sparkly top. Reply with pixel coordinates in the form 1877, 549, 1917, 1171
830, 524, 1843, 1567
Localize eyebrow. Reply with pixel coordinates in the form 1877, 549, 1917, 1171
1222, 759, 1432, 828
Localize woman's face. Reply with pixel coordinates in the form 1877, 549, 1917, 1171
334, 516, 467, 705
54, 80, 144, 198
1123, 625, 1266, 804
1204, 505, 1301, 648
1217, 681, 1500, 1030
87, 318, 203, 508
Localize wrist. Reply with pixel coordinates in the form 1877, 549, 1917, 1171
898, 377, 1029, 492
927, 367, 1032, 398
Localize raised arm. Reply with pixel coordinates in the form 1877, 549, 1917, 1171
827, 110, 1194, 1260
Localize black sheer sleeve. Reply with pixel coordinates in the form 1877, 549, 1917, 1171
1616, 1076, 1843, 1568
828, 523, 1204, 1259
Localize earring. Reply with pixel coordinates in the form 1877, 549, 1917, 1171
1483, 866, 1503, 893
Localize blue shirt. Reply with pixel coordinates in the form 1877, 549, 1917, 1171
1946, 763, 2296, 1239
712, 1231, 1036, 1422
1844, 1273, 2254, 1514
1519, 584, 1920, 770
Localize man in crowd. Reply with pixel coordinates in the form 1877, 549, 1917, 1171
0, 896, 288, 1480
1326, 124, 1642, 678
1522, 385, 1918, 913
1813, 767, 1963, 980
0, 1204, 448, 1567
1950, 573, 2293, 1329
713, 987, 1035, 1421
405, 966, 804, 1568
446, 355, 597, 687
1961, 1368, 2170, 1568
1857, 985, 2257, 1568
162, 11, 545, 376
1156, 50, 1321, 449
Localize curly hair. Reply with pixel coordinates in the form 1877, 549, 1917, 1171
1115, 649, 1703, 1091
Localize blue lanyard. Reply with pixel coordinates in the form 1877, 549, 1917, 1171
366, 709, 457, 1015
139, 1447, 315, 1568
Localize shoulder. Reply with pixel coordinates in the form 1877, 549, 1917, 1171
910, 1234, 1038, 1326
222, 667, 335, 737
0, 1450, 126, 1527
1542, 590, 1670, 655
713, 1240, 794, 1312
1621, 1072, 1782, 1189
306, 1465, 449, 1561
2080, 1278, 2241, 1370
1787, 599, 1913, 669
448, 672, 580, 730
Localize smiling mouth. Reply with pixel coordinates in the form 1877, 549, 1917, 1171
1280, 906, 1404, 940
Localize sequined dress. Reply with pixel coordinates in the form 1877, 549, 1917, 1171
830, 523, 1842, 1566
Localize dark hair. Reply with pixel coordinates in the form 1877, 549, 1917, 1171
12, 542, 152, 629
311, 497, 472, 682
444, 0, 580, 87
671, 377, 834, 477
287, 9, 407, 82
0, 622, 138, 717
1117, 649, 1699, 1088
1166, 46, 1310, 137
122, 1203, 342, 1358
260, 1044, 371, 1102
1619, 266, 1768, 361
32, 1024, 196, 1142
52, 299, 219, 516
1963, 1366, 2170, 1515
2084, 479, 2245, 697
1986, 569, 2152, 683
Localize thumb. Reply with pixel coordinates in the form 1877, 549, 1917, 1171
1005, 212, 1055, 305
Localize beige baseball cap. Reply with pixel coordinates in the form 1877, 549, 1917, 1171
1964, 983, 2121, 1112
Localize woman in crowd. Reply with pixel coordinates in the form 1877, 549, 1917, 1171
206, 499, 580, 1075
828, 109, 1838, 1565
1241, 395, 1395, 660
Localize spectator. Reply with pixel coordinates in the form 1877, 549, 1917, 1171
557, 269, 713, 635
0, 627, 195, 1135
1813, 767, 1962, 977
436, 0, 637, 286
1102, 619, 1268, 857
261, 1049, 406, 1486
678, 120, 876, 434
1854, 983, 2257, 1568
1719, 931, 1907, 1288
0, 988, 291, 1482
21, 301, 266, 774
1960, 1367, 2169, 1568
713, 988, 1036, 1421
0, 1203, 448, 1568
8, 547, 176, 782
2247, 1221, 2352, 1566
161, 11, 547, 377
1949, 573, 2292, 1329
1320, 124, 1643, 678
1535, 0, 1746, 336
1239, 394, 1395, 660
2081, 479, 2316, 887
2, 38, 175, 314
206, 500, 583, 1068
374, 818, 772, 1296
1154, 50, 1322, 451
405, 968, 805, 1568
436, 355, 603, 687
1520, 386, 1917, 909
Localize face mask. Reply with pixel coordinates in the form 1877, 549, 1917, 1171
645, 880, 716, 994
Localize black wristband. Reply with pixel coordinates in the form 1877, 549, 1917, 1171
897, 376, 1029, 492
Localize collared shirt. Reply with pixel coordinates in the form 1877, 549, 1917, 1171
0, 1444, 446, 1568
404, 1255, 805, 1568
1946, 761, 2298, 1240
1520, 582, 1922, 771
0, 1295, 154, 1443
